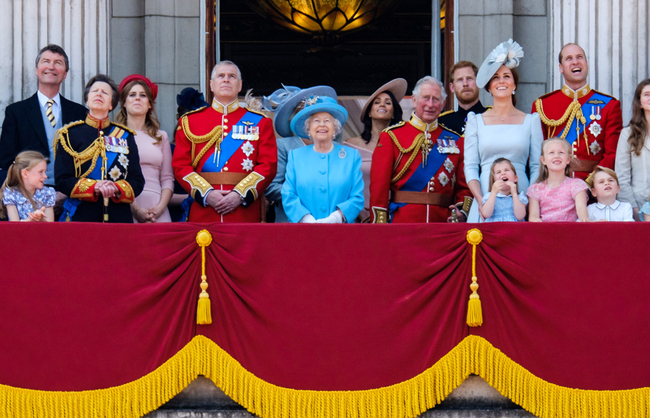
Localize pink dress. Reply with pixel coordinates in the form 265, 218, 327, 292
526, 177, 588, 222
133, 130, 174, 223
343, 140, 373, 222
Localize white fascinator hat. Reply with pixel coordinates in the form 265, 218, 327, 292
476, 39, 524, 89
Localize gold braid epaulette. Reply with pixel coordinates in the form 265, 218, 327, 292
53, 121, 106, 178
180, 112, 224, 167
53, 120, 85, 160
388, 131, 426, 184
535, 99, 584, 140
191, 126, 223, 167
181, 114, 222, 144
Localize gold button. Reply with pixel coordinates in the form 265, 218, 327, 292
429, 187, 434, 191
224, 118, 228, 123
223, 126, 228, 130
223, 167, 228, 171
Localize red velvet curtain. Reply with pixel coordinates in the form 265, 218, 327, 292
0, 222, 648, 393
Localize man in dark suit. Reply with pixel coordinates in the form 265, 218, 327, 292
0, 44, 87, 185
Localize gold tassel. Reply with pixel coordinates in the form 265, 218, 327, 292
466, 229, 483, 327
196, 229, 213, 325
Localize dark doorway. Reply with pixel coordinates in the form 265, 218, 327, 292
217, 0, 443, 97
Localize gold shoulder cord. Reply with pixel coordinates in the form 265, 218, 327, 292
535, 99, 584, 139
53, 121, 106, 178
181, 115, 224, 167
388, 131, 425, 183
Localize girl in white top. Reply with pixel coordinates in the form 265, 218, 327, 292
615, 78, 650, 220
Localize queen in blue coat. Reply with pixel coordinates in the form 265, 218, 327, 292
282, 96, 364, 223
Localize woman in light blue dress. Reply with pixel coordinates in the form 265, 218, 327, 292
262, 85, 338, 223
464, 39, 543, 218
282, 96, 364, 223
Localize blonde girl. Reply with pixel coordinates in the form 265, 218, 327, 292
0, 151, 55, 221
527, 138, 589, 222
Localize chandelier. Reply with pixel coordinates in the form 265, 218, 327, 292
245, 0, 398, 46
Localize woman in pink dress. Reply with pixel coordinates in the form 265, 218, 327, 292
116, 74, 174, 223
343, 78, 407, 222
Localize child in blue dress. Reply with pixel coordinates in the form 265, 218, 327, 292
480, 158, 527, 222
0, 151, 55, 222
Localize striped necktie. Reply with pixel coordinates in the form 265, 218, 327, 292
46, 99, 56, 127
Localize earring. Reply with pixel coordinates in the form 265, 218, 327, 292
512, 90, 516, 95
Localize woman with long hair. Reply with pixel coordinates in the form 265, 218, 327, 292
116, 74, 174, 223
343, 79, 406, 222
615, 78, 650, 220
464, 39, 543, 220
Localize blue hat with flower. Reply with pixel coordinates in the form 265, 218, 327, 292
476, 39, 524, 88
289, 96, 348, 139
263, 85, 337, 138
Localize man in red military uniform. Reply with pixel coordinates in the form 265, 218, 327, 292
532, 43, 622, 180
369, 76, 472, 223
172, 60, 277, 222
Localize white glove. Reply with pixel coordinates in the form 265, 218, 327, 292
315, 210, 343, 224
299, 214, 317, 223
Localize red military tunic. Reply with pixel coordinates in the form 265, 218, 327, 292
172, 100, 277, 222
369, 114, 472, 223
532, 84, 622, 180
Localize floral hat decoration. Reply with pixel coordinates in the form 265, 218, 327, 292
476, 39, 524, 89
263, 85, 337, 138
289, 96, 348, 139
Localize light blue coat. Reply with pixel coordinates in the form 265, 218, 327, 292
282, 144, 364, 223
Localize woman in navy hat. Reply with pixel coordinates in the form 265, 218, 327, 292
263, 85, 337, 222
281, 96, 364, 223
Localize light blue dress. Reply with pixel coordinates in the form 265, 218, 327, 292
282, 144, 364, 223
481, 191, 528, 222
464, 112, 543, 196
2, 186, 55, 220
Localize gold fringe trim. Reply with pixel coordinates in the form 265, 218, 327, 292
1, 336, 649, 418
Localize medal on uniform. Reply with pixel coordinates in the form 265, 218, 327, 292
588, 121, 602, 138
338, 148, 346, 159
589, 141, 602, 154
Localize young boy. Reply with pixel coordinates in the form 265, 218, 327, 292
586, 166, 634, 221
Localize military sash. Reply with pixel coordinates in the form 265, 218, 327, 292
200, 111, 263, 173
564, 92, 612, 144
388, 129, 460, 219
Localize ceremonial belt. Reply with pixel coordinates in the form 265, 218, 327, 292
392, 191, 452, 207
200, 111, 263, 173
565, 92, 612, 145
201, 172, 247, 185
200, 172, 267, 223
571, 158, 600, 173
